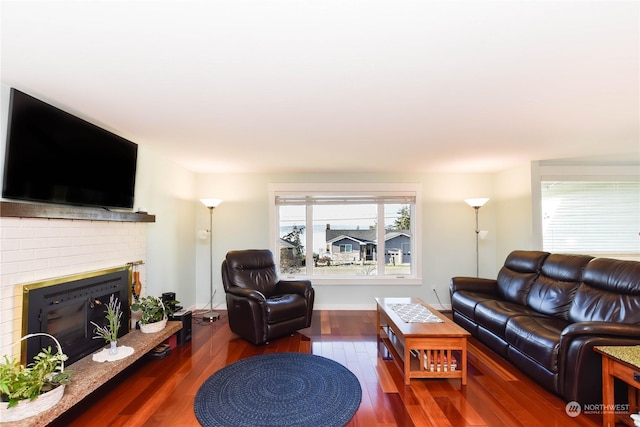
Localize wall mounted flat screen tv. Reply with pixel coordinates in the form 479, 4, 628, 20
2, 88, 138, 209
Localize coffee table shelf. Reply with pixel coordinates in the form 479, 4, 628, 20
376, 297, 469, 385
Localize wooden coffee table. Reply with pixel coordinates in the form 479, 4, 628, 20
376, 297, 470, 385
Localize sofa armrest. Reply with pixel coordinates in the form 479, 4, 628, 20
277, 279, 313, 297
559, 322, 640, 403
560, 321, 640, 359
561, 321, 640, 340
226, 286, 267, 302
450, 277, 498, 295
277, 279, 315, 327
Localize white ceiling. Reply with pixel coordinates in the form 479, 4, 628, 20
1, 1, 638, 174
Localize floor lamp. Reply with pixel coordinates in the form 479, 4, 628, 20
464, 198, 489, 277
200, 198, 223, 322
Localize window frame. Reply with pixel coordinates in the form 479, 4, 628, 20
269, 183, 423, 285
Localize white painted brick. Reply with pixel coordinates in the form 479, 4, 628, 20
0, 284, 16, 300
2, 249, 36, 264
19, 260, 50, 274
0, 295, 15, 314
34, 247, 62, 259
1, 262, 20, 276
49, 237, 74, 248
21, 237, 50, 250
19, 218, 51, 228
2, 226, 35, 239
1, 239, 20, 251
1, 216, 147, 352
39, 224, 68, 237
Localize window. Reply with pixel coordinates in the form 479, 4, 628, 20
534, 162, 640, 261
339, 244, 353, 253
270, 183, 422, 284
541, 180, 640, 259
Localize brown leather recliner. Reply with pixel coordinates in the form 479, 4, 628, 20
221, 249, 314, 345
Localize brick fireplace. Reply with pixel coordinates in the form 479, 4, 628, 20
0, 214, 147, 360
21, 266, 132, 365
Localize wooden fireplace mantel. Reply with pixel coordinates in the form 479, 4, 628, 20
0, 201, 155, 223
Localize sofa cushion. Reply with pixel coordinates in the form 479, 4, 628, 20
507, 346, 559, 393
505, 315, 569, 372
496, 250, 549, 305
451, 290, 495, 320
569, 258, 640, 323
266, 294, 307, 324
526, 254, 593, 320
474, 300, 540, 336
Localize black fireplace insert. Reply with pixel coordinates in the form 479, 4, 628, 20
21, 267, 131, 365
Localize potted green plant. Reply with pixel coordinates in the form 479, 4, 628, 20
0, 333, 72, 422
90, 294, 122, 354
131, 296, 170, 333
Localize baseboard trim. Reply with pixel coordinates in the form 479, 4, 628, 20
313, 303, 452, 311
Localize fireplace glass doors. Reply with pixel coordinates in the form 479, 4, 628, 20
21, 267, 131, 365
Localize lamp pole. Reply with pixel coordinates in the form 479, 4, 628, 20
200, 198, 223, 322
204, 206, 218, 322
473, 206, 480, 278
464, 198, 489, 278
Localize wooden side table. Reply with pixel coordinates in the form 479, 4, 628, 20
594, 346, 640, 427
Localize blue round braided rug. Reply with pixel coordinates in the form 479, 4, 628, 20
194, 352, 362, 427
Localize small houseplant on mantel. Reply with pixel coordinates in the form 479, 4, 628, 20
0, 333, 72, 422
90, 294, 122, 354
131, 296, 178, 333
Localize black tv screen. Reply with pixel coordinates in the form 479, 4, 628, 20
2, 88, 138, 209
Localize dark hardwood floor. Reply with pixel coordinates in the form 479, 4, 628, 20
51, 310, 609, 427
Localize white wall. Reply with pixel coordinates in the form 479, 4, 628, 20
194, 173, 271, 311
494, 163, 537, 269
134, 146, 197, 308
194, 172, 499, 310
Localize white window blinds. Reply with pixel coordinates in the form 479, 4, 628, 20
275, 193, 416, 206
541, 180, 640, 258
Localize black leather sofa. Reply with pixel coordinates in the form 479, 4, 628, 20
450, 250, 640, 405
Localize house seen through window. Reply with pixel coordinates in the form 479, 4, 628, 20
271, 184, 420, 281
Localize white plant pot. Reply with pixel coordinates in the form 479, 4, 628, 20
140, 317, 167, 333
0, 384, 65, 422
1, 333, 67, 421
